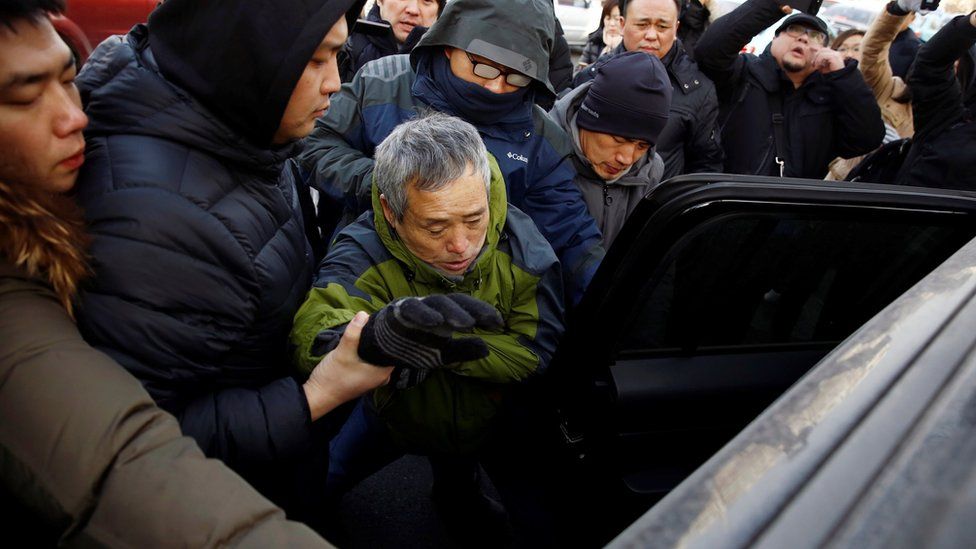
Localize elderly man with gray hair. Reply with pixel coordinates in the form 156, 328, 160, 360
290, 112, 565, 537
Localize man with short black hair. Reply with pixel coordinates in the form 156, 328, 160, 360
573, 0, 723, 180
694, 0, 885, 178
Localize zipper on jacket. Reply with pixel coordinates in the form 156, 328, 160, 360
602, 183, 613, 206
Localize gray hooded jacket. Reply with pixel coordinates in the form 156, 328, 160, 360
549, 83, 665, 248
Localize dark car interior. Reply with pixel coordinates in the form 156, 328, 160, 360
545, 175, 976, 543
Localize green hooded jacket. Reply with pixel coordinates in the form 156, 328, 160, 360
290, 155, 565, 454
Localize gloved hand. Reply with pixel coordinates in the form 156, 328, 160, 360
895, 0, 939, 14
358, 293, 504, 373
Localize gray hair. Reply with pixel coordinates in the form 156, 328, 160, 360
374, 112, 491, 221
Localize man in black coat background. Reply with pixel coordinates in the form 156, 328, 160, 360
694, 0, 885, 178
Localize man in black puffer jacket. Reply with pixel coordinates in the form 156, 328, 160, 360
74, 0, 394, 527
694, 0, 885, 178
574, 0, 723, 180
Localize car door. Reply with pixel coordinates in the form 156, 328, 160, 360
548, 174, 976, 539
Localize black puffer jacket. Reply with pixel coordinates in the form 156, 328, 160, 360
694, 0, 884, 178
74, 0, 361, 514
574, 41, 723, 179
896, 14, 976, 190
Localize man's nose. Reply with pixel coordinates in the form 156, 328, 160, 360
321, 67, 341, 96
53, 87, 88, 138
616, 143, 640, 165
483, 75, 509, 94
405, 1, 420, 14
445, 229, 469, 254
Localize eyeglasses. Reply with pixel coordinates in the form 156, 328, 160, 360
465, 52, 533, 88
783, 24, 827, 44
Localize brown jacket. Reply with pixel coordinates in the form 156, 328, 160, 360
860, 8, 915, 138
0, 180, 330, 547
826, 9, 915, 180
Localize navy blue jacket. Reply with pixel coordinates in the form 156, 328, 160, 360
75, 26, 315, 470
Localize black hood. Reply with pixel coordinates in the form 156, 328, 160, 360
148, 0, 364, 148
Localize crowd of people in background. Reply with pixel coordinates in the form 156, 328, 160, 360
2, 0, 976, 545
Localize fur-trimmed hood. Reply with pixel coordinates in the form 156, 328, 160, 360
0, 181, 89, 317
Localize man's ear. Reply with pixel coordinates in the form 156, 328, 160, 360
379, 193, 397, 228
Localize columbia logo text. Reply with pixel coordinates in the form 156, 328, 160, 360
507, 152, 528, 163
580, 104, 600, 118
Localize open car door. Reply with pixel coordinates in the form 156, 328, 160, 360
548, 174, 976, 541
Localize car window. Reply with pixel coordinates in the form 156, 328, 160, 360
617, 210, 970, 355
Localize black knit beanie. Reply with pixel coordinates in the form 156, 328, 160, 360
576, 51, 672, 146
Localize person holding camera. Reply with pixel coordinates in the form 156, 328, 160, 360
694, 0, 885, 178
894, 1, 976, 190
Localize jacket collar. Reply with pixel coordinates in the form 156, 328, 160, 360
612, 40, 703, 94
0, 180, 90, 316
662, 39, 704, 94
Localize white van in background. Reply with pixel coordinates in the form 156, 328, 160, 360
555, 0, 604, 47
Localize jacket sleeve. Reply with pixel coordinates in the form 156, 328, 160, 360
908, 14, 976, 138
296, 70, 378, 217
76, 176, 312, 466
548, 19, 575, 96
694, 0, 783, 99
685, 82, 724, 173
289, 226, 565, 384
454, 227, 566, 383
0, 280, 328, 547
859, 8, 908, 106
524, 146, 605, 305
827, 60, 886, 159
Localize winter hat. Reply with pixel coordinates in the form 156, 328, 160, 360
774, 13, 830, 45
576, 51, 672, 146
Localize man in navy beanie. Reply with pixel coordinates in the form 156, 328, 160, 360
573, 0, 723, 180
550, 51, 672, 247
73, 0, 395, 528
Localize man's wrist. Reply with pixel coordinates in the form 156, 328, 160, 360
302, 377, 339, 421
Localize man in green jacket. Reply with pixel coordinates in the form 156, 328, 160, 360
291, 113, 565, 536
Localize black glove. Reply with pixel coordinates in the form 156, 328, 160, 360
358, 294, 504, 372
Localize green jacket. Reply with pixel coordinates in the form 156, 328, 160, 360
291, 156, 564, 454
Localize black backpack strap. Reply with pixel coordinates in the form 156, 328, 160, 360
766, 91, 787, 177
